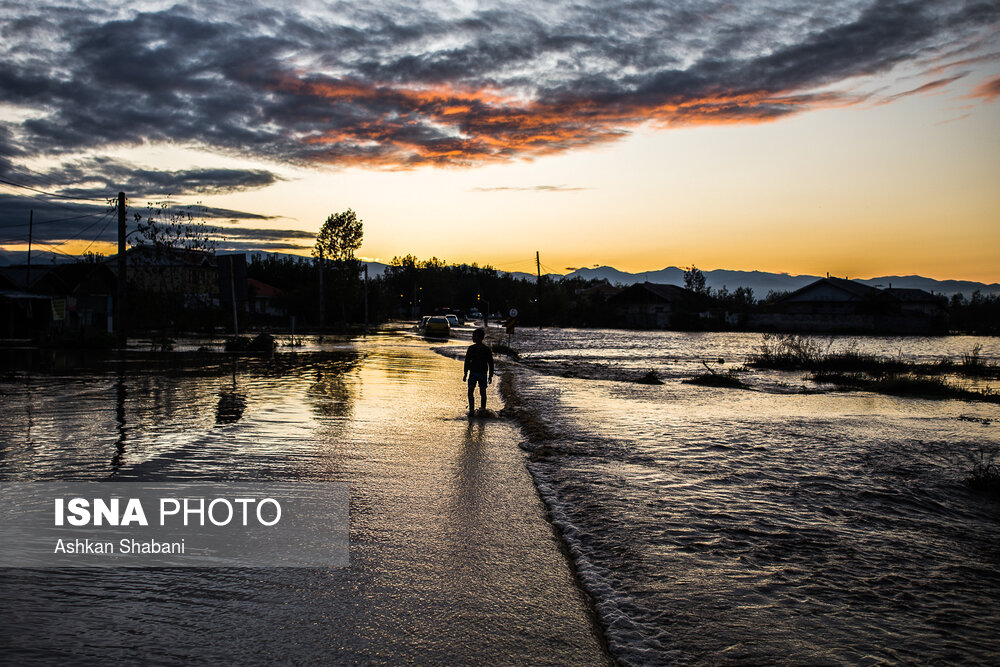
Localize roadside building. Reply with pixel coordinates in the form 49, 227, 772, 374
575, 280, 622, 300
751, 277, 945, 333
247, 278, 286, 318
111, 246, 219, 308
607, 282, 700, 328
0, 263, 115, 339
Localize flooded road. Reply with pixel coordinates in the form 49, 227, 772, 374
0, 332, 607, 664
3, 327, 999, 665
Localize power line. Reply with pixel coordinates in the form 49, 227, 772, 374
0, 176, 110, 202
57, 209, 116, 245
1, 209, 117, 247
27, 240, 78, 258
0, 210, 110, 230
78, 212, 117, 256
0, 183, 114, 215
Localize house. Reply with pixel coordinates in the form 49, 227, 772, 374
575, 280, 622, 300
880, 287, 946, 317
247, 278, 286, 318
751, 277, 945, 333
0, 263, 116, 339
607, 282, 700, 328
0, 282, 50, 339
110, 246, 219, 308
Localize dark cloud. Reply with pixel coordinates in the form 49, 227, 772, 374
215, 241, 312, 253
222, 228, 315, 242
0, 0, 996, 173
1, 157, 282, 199
0, 193, 293, 248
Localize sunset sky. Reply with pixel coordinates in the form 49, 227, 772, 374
1, 1, 998, 281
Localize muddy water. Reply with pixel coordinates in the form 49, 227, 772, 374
505, 329, 1000, 665
0, 333, 607, 665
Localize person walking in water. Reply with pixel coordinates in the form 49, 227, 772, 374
463, 328, 495, 416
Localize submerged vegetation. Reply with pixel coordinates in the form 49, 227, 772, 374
637, 369, 664, 385
750, 335, 1000, 378
813, 372, 999, 403
965, 449, 1000, 497
747, 334, 999, 402
683, 360, 750, 389
684, 372, 749, 389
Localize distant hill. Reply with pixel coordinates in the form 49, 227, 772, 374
856, 275, 1000, 297
1, 250, 996, 297
559, 265, 1000, 298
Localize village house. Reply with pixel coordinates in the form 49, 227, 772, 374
110, 246, 219, 308
0, 263, 116, 339
751, 277, 946, 333
247, 278, 286, 318
607, 282, 701, 328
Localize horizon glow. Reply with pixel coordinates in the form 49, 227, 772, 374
0, 1, 997, 282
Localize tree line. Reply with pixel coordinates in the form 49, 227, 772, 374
108, 205, 1000, 335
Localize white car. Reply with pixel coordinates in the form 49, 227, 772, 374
445, 314, 460, 328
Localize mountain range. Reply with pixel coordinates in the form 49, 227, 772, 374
546, 266, 1000, 298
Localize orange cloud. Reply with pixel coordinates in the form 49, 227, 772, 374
268, 72, 858, 169
967, 75, 1000, 101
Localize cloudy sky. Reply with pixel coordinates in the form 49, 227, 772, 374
1, 0, 998, 280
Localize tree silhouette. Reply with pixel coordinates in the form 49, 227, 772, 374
314, 209, 363, 261
684, 265, 708, 295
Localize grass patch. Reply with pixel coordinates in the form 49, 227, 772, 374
636, 369, 664, 385
748, 334, 823, 369
750, 335, 1000, 379
682, 359, 750, 389
813, 372, 999, 403
224, 333, 276, 353
957, 343, 1000, 378
684, 372, 749, 389
965, 449, 1000, 497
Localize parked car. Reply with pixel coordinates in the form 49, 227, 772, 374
423, 316, 450, 337
444, 314, 460, 328
419, 315, 430, 329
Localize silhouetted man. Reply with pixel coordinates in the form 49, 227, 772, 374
463, 328, 494, 416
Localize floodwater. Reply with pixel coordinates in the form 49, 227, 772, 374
2, 328, 999, 665
0, 332, 606, 664
506, 329, 1000, 665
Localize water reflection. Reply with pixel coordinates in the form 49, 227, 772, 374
215, 362, 246, 425
111, 369, 127, 470
307, 356, 359, 421
0, 349, 365, 481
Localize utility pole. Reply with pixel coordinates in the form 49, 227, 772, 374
363, 263, 369, 334
25, 209, 32, 290
318, 247, 325, 329
536, 250, 542, 329
116, 192, 126, 348
228, 255, 239, 337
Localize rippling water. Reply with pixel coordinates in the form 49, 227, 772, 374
2, 329, 998, 664
507, 329, 1000, 664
